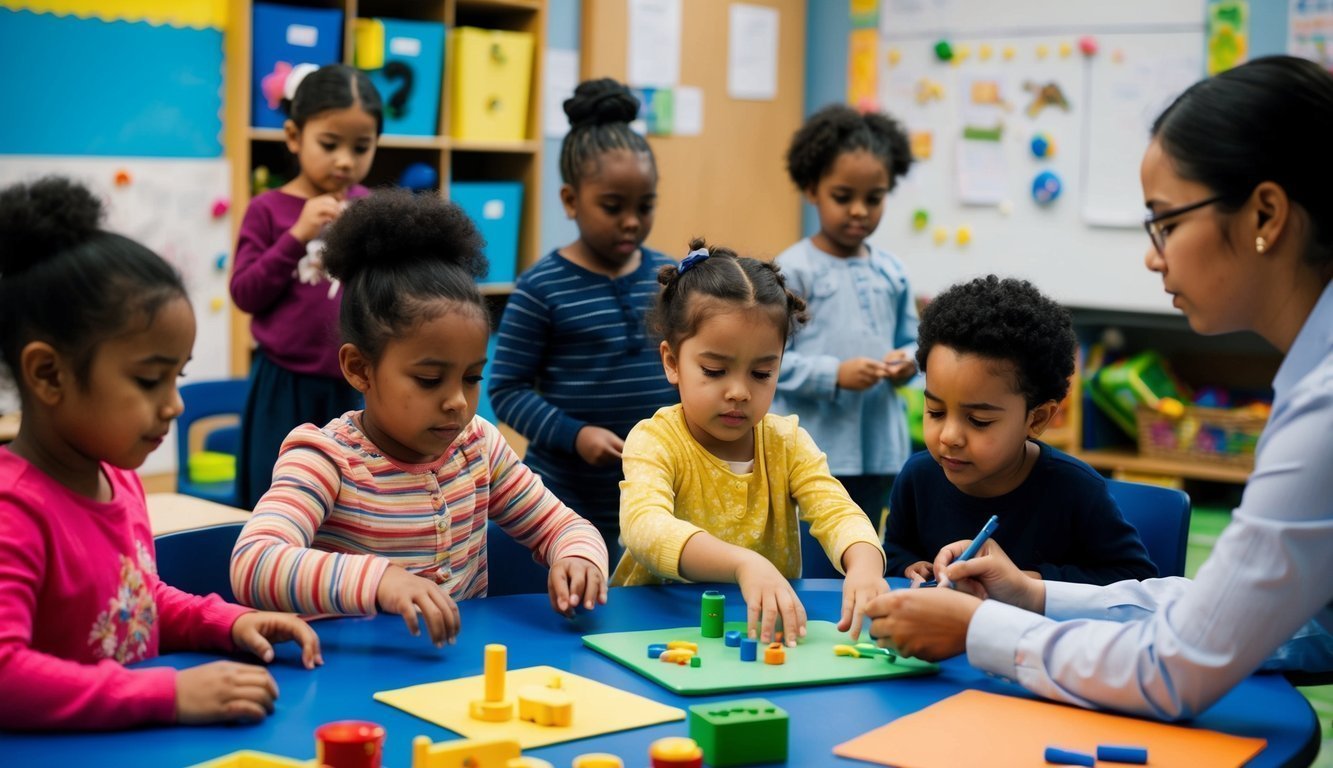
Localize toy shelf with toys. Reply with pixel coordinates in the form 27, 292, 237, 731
222, 0, 546, 376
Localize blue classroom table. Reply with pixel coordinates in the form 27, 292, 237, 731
0, 580, 1321, 766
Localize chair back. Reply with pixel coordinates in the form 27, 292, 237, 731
154, 522, 245, 603
175, 378, 249, 506
799, 519, 843, 579
485, 521, 551, 596
1105, 478, 1192, 578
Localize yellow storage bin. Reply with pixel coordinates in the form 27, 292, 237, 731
450, 26, 534, 141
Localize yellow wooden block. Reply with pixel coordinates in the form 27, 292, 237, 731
187, 751, 312, 768
450, 27, 534, 141
516, 682, 573, 727
411, 736, 520, 768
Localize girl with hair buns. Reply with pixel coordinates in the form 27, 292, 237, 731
489, 78, 679, 558
230, 190, 609, 648
0, 177, 320, 730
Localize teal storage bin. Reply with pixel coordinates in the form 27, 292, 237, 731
451, 181, 523, 284
251, 3, 343, 129
476, 334, 499, 426
354, 17, 445, 137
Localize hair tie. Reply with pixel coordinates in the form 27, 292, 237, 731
679, 247, 710, 273
284, 62, 319, 102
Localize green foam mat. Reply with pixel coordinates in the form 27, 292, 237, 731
582, 620, 938, 695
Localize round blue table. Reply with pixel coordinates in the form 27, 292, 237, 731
0, 581, 1321, 766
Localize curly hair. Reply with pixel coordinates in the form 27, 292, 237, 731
322, 188, 489, 361
916, 275, 1075, 407
560, 78, 656, 186
650, 237, 807, 349
786, 104, 913, 191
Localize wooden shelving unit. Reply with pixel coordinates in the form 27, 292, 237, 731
1072, 448, 1252, 485
223, 0, 546, 376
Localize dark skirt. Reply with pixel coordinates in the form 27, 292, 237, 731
236, 349, 362, 509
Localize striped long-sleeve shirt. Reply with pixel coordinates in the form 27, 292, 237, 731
230, 411, 608, 614
488, 249, 680, 527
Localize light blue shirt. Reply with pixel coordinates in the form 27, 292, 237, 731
968, 279, 1333, 721
772, 238, 919, 476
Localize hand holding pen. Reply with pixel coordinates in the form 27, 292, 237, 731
927, 534, 1047, 614
917, 515, 999, 589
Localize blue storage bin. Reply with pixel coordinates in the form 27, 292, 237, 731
354, 18, 445, 137
476, 334, 500, 426
251, 3, 343, 129
451, 181, 523, 285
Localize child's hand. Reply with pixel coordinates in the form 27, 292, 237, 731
175, 661, 279, 724
376, 565, 461, 647
736, 554, 807, 646
230, 611, 323, 669
289, 193, 346, 243
837, 544, 890, 640
882, 350, 918, 386
575, 426, 624, 467
838, 357, 891, 391
547, 556, 609, 617
904, 560, 935, 586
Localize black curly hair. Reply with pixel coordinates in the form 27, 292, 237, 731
283, 63, 384, 135
651, 237, 808, 349
560, 78, 656, 186
322, 188, 489, 361
916, 275, 1075, 408
0, 176, 186, 391
786, 104, 913, 191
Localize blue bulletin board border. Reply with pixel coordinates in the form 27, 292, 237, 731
0, 8, 223, 157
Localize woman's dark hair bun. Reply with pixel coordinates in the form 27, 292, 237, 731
563, 78, 639, 128
0, 176, 104, 276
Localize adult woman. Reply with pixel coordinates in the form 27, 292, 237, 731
864, 55, 1333, 721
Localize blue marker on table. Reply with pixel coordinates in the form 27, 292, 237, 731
919, 514, 999, 588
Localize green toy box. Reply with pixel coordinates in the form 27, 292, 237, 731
688, 698, 788, 767
1087, 350, 1185, 439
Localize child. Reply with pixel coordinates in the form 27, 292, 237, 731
230, 190, 610, 647
489, 79, 679, 557
772, 104, 921, 527
883, 275, 1157, 585
230, 64, 383, 509
0, 177, 320, 730
614, 239, 888, 646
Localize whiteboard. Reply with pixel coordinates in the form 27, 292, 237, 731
868, 7, 1205, 313
0, 158, 233, 475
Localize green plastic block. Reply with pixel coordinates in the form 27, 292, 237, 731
688, 697, 788, 767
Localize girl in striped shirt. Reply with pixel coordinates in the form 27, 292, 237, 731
231, 190, 610, 647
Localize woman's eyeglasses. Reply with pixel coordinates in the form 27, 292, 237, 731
1143, 195, 1223, 256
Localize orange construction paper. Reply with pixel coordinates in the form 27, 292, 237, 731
833, 690, 1266, 768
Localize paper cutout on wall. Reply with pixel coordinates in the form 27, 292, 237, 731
1289, 0, 1333, 70
0, 0, 225, 29
1206, 0, 1247, 74
848, 27, 879, 109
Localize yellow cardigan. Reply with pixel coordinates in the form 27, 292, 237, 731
612, 404, 885, 586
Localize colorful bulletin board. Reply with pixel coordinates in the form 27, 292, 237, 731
867, 1, 1205, 313
583, 620, 938, 695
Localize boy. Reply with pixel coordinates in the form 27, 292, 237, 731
883, 276, 1157, 585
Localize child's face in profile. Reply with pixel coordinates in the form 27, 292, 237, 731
350, 302, 489, 465
562, 148, 657, 271
922, 344, 1046, 498
661, 304, 784, 462
805, 148, 890, 258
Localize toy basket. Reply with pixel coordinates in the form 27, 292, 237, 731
1134, 403, 1267, 468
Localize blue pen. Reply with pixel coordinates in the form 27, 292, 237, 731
919, 514, 1000, 588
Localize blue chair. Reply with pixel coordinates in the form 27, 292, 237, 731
485, 521, 551, 596
154, 522, 245, 603
176, 378, 249, 507
1105, 478, 1192, 578
799, 519, 844, 579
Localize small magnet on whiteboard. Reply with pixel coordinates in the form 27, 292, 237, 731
978, 44, 993, 61
210, 297, 225, 313
1112, 48, 1125, 64
210, 198, 230, 219
932, 226, 949, 246
955, 226, 973, 247
1032, 171, 1063, 205
1058, 41, 1073, 58
997, 200, 1014, 217
915, 78, 945, 105
912, 209, 930, 231
1003, 45, 1016, 61
1035, 44, 1050, 60
888, 48, 902, 66
1079, 36, 1099, 57
933, 40, 954, 62
955, 44, 971, 63
910, 131, 933, 160
1030, 132, 1056, 159
214, 253, 228, 272
113, 170, 132, 187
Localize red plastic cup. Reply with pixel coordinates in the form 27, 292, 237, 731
315, 720, 386, 768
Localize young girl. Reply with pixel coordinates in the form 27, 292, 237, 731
488, 79, 679, 556
773, 104, 920, 526
614, 239, 888, 646
230, 190, 610, 647
0, 177, 320, 730
230, 64, 383, 509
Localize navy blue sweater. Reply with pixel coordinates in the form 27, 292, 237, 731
883, 443, 1157, 584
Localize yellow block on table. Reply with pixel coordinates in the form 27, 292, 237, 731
450, 27, 534, 141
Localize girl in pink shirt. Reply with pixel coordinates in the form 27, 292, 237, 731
0, 177, 321, 730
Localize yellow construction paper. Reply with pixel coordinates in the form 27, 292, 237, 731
0, 0, 226, 29
374, 666, 685, 749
